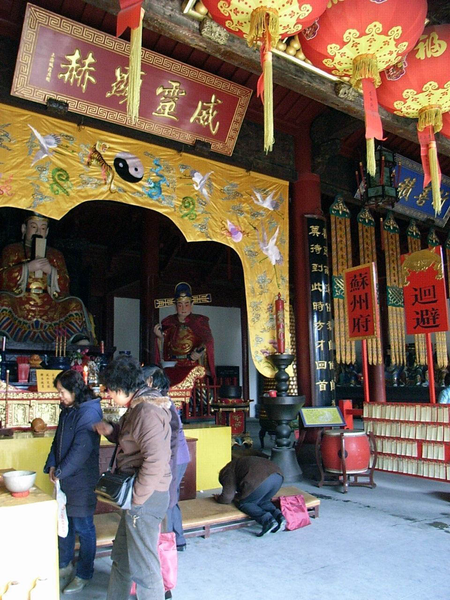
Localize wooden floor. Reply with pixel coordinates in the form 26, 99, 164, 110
92, 486, 320, 552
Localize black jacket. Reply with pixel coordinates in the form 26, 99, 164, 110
44, 398, 102, 517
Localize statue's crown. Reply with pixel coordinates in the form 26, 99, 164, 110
174, 282, 193, 300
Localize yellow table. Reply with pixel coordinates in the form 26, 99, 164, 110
0, 477, 59, 598
0, 425, 232, 495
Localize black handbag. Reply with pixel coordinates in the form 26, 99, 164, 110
95, 444, 136, 510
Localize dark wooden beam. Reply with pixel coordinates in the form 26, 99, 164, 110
82, 0, 450, 158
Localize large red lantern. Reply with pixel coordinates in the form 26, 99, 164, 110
201, 0, 328, 153
299, 0, 427, 176
442, 113, 450, 139
378, 25, 450, 214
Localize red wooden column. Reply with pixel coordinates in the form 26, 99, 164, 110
140, 210, 159, 365
291, 132, 322, 406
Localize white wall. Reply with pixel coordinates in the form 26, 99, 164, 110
113, 297, 140, 359
113, 301, 259, 416
158, 304, 259, 416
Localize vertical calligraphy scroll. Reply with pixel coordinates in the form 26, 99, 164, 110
306, 215, 336, 407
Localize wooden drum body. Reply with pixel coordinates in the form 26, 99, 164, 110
321, 430, 371, 474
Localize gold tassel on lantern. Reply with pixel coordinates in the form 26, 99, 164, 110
418, 106, 443, 215
127, 8, 144, 124
429, 141, 442, 214
248, 8, 279, 154
352, 54, 382, 177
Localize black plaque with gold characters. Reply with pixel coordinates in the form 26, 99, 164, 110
305, 215, 335, 407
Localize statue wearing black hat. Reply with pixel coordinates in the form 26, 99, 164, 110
154, 282, 215, 378
0, 212, 95, 344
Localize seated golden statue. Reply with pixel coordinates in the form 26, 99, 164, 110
0, 213, 95, 344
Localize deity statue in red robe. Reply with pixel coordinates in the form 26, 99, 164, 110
154, 282, 215, 378
0, 213, 95, 344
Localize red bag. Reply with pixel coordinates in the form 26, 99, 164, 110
279, 494, 311, 531
130, 531, 178, 596
158, 531, 178, 591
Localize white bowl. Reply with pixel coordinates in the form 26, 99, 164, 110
3, 470, 36, 493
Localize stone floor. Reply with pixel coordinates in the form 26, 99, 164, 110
62, 419, 450, 599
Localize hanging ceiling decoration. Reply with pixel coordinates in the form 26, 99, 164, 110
116, 0, 145, 124
199, 0, 328, 153
299, 0, 427, 177
378, 24, 450, 215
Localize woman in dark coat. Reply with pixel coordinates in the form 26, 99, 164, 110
44, 369, 102, 595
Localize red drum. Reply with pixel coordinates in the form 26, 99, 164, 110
321, 430, 371, 474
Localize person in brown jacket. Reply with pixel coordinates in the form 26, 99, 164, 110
94, 355, 172, 600
215, 455, 286, 537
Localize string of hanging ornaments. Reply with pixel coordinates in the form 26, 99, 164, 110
199, 0, 328, 153
299, 0, 427, 177
116, 0, 145, 124
378, 24, 450, 216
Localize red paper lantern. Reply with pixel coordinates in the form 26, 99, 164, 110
300, 0, 427, 176
442, 113, 450, 139
378, 25, 450, 213
201, 0, 328, 153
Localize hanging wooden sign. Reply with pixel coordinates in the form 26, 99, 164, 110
11, 4, 252, 156
401, 246, 449, 335
344, 262, 380, 341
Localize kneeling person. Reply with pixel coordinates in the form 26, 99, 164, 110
214, 456, 286, 537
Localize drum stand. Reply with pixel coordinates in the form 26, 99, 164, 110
315, 429, 378, 493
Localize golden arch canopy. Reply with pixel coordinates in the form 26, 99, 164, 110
0, 103, 290, 378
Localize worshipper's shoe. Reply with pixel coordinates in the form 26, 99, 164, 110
256, 518, 277, 537
165, 592, 173, 599
59, 564, 73, 579
177, 544, 186, 552
271, 515, 287, 533
63, 576, 89, 594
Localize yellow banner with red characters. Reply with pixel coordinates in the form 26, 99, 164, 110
0, 103, 290, 377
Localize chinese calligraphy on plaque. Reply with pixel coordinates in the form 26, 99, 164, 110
12, 4, 251, 156
401, 246, 449, 335
344, 263, 380, 340
306, 216, 335, 407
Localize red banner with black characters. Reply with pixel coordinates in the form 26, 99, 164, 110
11, 4, 251, 156
344, 263, 380, 341
401, 246, 449, 335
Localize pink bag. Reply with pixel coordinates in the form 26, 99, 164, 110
279, 494, 311, 531
158, 531, 178, 591
130, 532, 178, 596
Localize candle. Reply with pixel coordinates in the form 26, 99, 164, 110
355, 170, 360, 196
83, 365, 88, 385
359, 162, 366, 191
380, 155, 385, 185
275, 293, 285, 354
100, 340, 105, 354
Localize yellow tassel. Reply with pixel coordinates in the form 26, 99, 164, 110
127, 8, 144, 124
247, 7, 280, 47
429, 141, 442, 214
418, 106, 443, 132
263, 51, 274, 154
351, 54, 380, 90
366, 137, 376, 177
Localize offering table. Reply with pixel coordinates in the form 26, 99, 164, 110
0, 472, 59, 598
